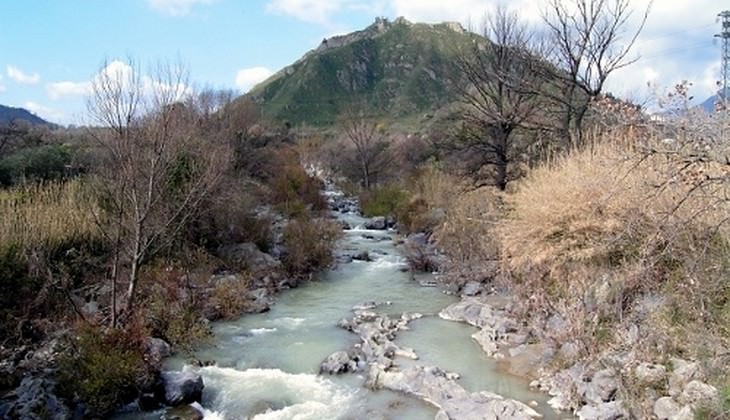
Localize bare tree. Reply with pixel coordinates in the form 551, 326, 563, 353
87, 59, 229, 325
340, 114, 391, 190
451, 7, 543, 190
541, 0, 651, 145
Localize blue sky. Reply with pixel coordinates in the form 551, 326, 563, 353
0, 0, 724, 124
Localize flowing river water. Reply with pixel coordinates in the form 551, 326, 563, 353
131, 205, 561, 419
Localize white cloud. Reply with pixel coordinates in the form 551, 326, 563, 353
7, 65, 40, 84
47, 60, 192, 106
147, 0, 216, 16
266, 0, 345, 24
47, 81, 92, 100
47, 61, 132, 100
24, 101, 64, 123
235, 67, 274, 92
0, 84, 5, 93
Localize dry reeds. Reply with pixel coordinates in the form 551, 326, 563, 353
0, 180, 101, 252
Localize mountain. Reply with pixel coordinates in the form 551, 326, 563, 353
699, 94, 717, 113
248, 17, 475, 127
0, 104, 51, 126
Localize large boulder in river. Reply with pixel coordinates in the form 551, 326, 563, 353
163, 370, 204, 406
319, 351, 354, 374
364, 216, 387, 230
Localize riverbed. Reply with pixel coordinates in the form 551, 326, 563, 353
155, 209, 559, 419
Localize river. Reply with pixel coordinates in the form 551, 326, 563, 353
130, 204, 559, 419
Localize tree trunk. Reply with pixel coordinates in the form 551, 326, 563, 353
125, 254, 140, 315
493, 127, 511, 191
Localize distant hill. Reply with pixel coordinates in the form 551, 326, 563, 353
699, 88, 729, 113
0, 104, 51, 126
247, 17, 476, 127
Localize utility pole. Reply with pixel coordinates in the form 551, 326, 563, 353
715, 10, 730, 103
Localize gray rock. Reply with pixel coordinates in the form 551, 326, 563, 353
545, 313, 569, 336
145, 337, 172, 365
677, 380, 718, 406
320, 351, 352, 374
162, 404, 204, 420
0, 377, 69, 420
579, 368, 618, 404
635, 362, 666, 387
577, 401, 626, 420
384, 215, 397, 229
352, 251, 373, 261
545, 363, 586, 412
654, 396, 680, 419
462, 281, 483, 296
163, 370, 204, 406
217, 242, 281, 272
668, 360, 704, 397
672, 405, 695, 420
364, 216, 387, 230
559, 341, 582, 361
246, 288, 272, 313
374, 365, 541, 419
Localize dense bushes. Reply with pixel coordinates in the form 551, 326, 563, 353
359, 184, 409, 218
57, 322, 150, 417
282, 217, 341, 276
0, 144, 73, 186
269, 147, 326, 217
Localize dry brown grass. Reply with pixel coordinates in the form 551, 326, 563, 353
0, 180, 101, 252
433, 186, 503, 265
497, 134, 730, 356
408, 165, 466, 212
396, 166, 468, 234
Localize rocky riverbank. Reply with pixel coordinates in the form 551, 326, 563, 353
437, 284, 722, 419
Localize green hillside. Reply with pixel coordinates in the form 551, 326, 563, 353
248, 17, 476, 127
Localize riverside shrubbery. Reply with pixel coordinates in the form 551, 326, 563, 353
494, 133, 730, 415
56, 321, 150, 417
499, 135, 730, 346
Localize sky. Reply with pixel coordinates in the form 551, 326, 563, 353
0, 0, 725, 125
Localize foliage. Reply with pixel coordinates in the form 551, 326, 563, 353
57, 323, 149, 417
269, 148, 326, 217
359, 184, 409, 217
338, 116, 392, 190
0, 144, 73, 186
86, 59, 231, 315
139, 262, 212, 352
190, 179, 272, 252
211, 274, 253, 319
281, 218, 341, 276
